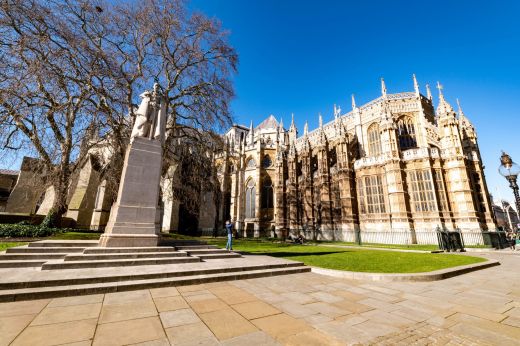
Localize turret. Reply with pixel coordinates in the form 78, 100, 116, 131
288, 113, 298, 143
457, 98, 478, 149
426, 84, 432, 101
381, 78, 387, 98
248, 120, 254, 145
413, 74, 420, 96
379, 102, 398, 156
436, 82, 463, 154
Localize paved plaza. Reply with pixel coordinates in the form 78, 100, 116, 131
0, 251, 519, 346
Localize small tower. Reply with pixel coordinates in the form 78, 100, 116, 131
413, 74, 420, 96
288, 113, 298, 143
381, 78, 387, 97
426, 84, 432, 101
379, 102, 398, 157
248, 120, 254, 145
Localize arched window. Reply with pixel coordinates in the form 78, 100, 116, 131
397, 117, 417, 150
245, 179, 256, 218
262, 155, 272, 168
261, 176, 273, 209
367, 123, 382, 157
246, 158, 256, 169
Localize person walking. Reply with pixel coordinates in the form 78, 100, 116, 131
225, 220, 233, 251
507, 230, 516, 251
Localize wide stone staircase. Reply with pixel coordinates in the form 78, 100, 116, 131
0, 240, 310, 301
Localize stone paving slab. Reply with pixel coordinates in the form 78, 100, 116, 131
0, 252, 518, 345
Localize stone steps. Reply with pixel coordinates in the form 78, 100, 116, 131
182, 248, 231, 255
0, 262, 306, 290
0, 254, 66, 260
83, 247, 177, 254
175, 245, 218, 250
0, 265, 311, 302
63, 252, 188, 261
41, 256, 201, 270
196, 253, 242, 260
0, 260, 47, 268
6, 246, 85, 254
28, 240, 99, 248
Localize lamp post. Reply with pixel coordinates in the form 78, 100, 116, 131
498, 152, 520, 219
502, 201, 514, 230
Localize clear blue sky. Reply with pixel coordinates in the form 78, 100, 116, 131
191, 0, 520, 205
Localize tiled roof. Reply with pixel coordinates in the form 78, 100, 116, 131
255, 115, 279, 130
0, 169, 19, 175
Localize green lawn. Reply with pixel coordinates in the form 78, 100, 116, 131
205, 239, 486, 273
0, 242, 28, 252
324, 242, 440, 251
49, 231, 102, 240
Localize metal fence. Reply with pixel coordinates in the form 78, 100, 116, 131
198, 226, 509, 250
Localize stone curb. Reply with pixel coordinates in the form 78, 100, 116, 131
310, 259, 500, 282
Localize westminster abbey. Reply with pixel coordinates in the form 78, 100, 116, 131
215, 76, 495, 244
2, 76, 496, 245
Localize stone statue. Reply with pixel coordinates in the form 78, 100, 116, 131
100, 83, 168, 247
130, 83, 168, 143
131, 91, 153, 139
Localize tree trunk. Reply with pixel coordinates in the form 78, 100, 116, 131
41, 176, 69, 228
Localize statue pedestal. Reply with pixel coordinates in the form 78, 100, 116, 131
99, 137, 162, 247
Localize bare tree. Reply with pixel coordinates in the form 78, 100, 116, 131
0, 0, 237, 225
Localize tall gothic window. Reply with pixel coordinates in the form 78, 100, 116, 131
261, 176, 273, 209
367, 123, 382, 157
357, 178, 366, 214
407, 170, 437, 212
432, 169, 449, 212
397, 117, 417, 150
358, 175, 386, 214
245, 179, 256, 218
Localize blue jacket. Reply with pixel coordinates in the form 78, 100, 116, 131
225, 223, 233, 235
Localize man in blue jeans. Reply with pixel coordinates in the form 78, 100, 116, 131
225, 220, 233, 251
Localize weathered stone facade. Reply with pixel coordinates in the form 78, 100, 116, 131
2, 77, 497, 245
216, 78, 496, 244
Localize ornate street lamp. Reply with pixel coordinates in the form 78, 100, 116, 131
498, 151, 520, 216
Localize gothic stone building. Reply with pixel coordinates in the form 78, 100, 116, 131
216, 78, 496, 245
2, 77, 497, 245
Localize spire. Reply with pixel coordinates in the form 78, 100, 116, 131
413, 74, 419, 96
436, 81, 454, 115
351, 94, 357, 110
456, 98, 464, 117
457, 98, 473, 130
319, 113, 323, 128
426, 84, 432, 101
437, 81, 444, 100
304, 121, 308, 136
381, 78, 387, 97
248, 120, 254, 143
289, 113, 296, 131
279, 117, 284, 131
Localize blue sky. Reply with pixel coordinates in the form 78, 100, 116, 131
191, 0, 520, 204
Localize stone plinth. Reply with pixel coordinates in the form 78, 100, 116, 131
99, 137, 162, 247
